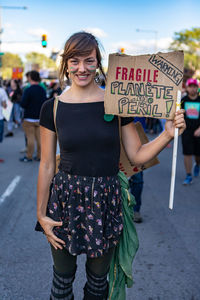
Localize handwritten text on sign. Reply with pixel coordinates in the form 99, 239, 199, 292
104, 51, 184, 119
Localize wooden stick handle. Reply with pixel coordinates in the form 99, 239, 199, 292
169, 90, 181, 210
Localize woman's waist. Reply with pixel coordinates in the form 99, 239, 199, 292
59, 155, 119, 178
56, 169, 119, 185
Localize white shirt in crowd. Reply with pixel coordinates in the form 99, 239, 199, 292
0, 87, 8, 120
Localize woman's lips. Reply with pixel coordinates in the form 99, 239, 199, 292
76, 74, 90, 80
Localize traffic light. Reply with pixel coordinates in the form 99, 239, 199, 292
0, 52, 4, 67
120, 48, 125, 54
42, 34, 47, 48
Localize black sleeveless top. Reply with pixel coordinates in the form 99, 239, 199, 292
40, 98, 133, 177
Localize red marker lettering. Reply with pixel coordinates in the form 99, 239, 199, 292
136, 69, 142, 81
153, 70, 158, 83
147, 69, 152, 82
122, 67, 128, 80
143, 69, 146, 82
128, 68, 134, 81
116, 67, 121, 80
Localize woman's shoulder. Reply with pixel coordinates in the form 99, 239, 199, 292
42, 97, 54, 108
40, 98, 55, 117
40, 98, 55, 131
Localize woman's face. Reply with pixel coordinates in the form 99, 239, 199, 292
11, 80, 17, 90
67, 48, 98, 87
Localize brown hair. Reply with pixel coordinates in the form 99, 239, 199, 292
59, 31, 106, 89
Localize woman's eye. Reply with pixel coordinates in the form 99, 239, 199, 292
70, 60, 78, 64
86, 60, 95, 64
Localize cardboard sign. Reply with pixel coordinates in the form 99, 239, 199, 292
105, 51, 184, 120
119, 122, 159, 177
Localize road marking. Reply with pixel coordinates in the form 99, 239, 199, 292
0, 175, 21, 205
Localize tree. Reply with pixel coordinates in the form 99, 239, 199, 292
1, 52, 23, 79
2, 52, 23, 68
170, 27, 200, 71
25, 52, 56, 70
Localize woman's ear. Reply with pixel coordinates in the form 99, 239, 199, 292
65, 70, 69, 79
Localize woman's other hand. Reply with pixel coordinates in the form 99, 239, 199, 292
39, 216, 65, 250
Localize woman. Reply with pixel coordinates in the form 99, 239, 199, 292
5, 79, 22, 137
37, 32, 185, 300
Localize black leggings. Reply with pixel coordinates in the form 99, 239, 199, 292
51, 245, 114, 277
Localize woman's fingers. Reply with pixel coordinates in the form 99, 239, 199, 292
53, 221, 63, 227
174, 116, 185, 127
40, 217, 65, 250
175, 108, 185, 115
174, 110, 186, 129
46, 231, 65, 250
47, 237, 63, 250
165, 110, 186, 138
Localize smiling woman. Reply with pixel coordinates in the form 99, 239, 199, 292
36, 31, 186, 300
37, 32, 123, 300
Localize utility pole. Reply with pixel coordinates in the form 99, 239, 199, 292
136, 28, 158, 53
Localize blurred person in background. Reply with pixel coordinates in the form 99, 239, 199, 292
36, 31, 185, 300
20, 71, 48, 154
19, 72, 31, 154
5, 79, 22, 137
48, 81, 62, 99
24, 71, 47, 91
4, 80, 12, 96
181, 78, 200, 185
20, 70, 47, 162
0, 79, 8, 162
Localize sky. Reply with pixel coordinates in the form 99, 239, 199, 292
1, 0, 200, 67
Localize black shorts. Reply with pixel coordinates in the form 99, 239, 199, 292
181, 129, 200, 155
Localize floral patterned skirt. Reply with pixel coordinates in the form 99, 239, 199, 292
47, 171, 123, 258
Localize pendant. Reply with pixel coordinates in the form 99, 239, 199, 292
104, 114, 114, 122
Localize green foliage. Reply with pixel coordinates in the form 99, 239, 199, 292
2, 67, 12, 79
1, 52, 23, 79
25, 52, 56, 69
0, 51, 57, 79
170, 27, 200, 70
2, 52, 23, 68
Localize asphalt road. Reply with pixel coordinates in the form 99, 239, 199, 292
0, 126, 200, 300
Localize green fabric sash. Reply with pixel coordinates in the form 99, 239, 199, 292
108, 171, 139, 300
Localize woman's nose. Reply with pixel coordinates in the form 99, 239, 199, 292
78, 62, 86, 72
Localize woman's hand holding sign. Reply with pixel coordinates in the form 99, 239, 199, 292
165, 109, 186, 138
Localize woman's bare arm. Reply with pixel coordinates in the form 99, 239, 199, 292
37, 126, 65, 250
121, 110, 186, 166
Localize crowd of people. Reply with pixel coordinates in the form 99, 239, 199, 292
0, 72, 64, 163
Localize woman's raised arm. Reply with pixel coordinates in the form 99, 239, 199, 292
121, 109, 186, 166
